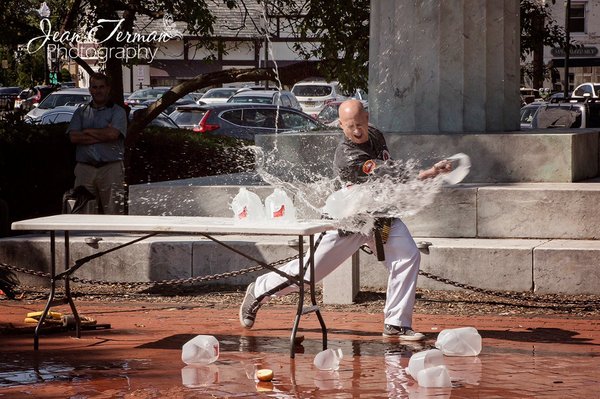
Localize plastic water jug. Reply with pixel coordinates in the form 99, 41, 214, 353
313, 348, 343, 371
416, 365, 452, 388
181, 364, 219, 387
231, 188, 266, 222
264, 188, 296, 222
181, 335, 220, 365
435, 327, 482, 356
407, 349, 445, 378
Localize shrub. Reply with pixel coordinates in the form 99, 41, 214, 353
0, 121, 255, 234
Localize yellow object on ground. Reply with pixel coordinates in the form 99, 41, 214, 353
26, 311, 63, 320
256, 369, 274, 382
24, 317, 63, 324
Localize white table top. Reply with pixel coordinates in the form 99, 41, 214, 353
12, 214, 337, 236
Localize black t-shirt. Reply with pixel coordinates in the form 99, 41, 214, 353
333, 126, 393, 183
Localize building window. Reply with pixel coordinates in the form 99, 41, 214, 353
569, 3, 586, 33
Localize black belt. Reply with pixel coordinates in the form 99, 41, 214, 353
79, 160, 120, 168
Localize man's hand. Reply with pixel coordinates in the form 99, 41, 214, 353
433, 159, 453, 174
418, 159, 453, 180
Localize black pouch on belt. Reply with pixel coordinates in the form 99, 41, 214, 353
373, 218, 393, 261
373, 229, 385, 261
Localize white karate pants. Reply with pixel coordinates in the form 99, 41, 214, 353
254, 219, 421, 327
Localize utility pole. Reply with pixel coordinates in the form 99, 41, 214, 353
563, 0, 571, 98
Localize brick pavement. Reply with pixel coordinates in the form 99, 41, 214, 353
0, 300, 599, 398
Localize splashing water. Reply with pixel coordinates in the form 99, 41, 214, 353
250, 145, 445, 235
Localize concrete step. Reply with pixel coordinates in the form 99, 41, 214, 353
362, 237, 600, 295
129, 178, 600, 240
2, 234, 599, 299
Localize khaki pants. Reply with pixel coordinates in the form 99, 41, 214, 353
74, 161, 125, 214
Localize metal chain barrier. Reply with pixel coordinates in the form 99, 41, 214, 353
1, 259, 599, 307
0, 254, 301, 288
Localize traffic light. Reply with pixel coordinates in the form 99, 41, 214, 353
49, 72, 58, 85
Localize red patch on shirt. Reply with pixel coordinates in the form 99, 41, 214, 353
362, 160, 377, 174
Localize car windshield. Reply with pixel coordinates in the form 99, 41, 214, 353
292, 85, 333, 97
170, 110, 207, 126
203, 89, 237, 99
38, 94, 91, 109
228, 96, 273, 104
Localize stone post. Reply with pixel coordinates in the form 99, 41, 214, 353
369, 0, 520, 133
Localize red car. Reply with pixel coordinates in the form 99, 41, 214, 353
15, 86, 56, 112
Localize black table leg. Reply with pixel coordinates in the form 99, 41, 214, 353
308, 234, 328, 351
289, 234, 328, 358
63, 231, 81, 338
34, 231, 56, 351
290, 235, 304, 358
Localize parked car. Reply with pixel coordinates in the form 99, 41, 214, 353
227, 90, 302, 110
129, 105, 180, 129
16, 86, 57, 112
25, 104, 179, 128
571, 83, 600, 99
316, 100, 368, 127
291, 81, 347, 116
141, 94, 197, 115
520, 87, 540, 106
198, 88, 239, 104
519, 102, 545, 129
25, 88, 91, 121
0, 87, 22, 110
124, 87, 170, 107
353, 88, 368, 102
531, 101, 600, 129
169, 103, 326, 140
190, 91, 206, 102
59, 81, 77, 89
24, 105, 81, 124
549, 91, 569, 103
14, 90, 31, 111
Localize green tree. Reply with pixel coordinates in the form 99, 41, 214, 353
520, 0, 572, 89
285, 0, 570, 92
288, 0, 370, 95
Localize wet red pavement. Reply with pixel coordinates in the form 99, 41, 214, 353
1, 300, 599, 398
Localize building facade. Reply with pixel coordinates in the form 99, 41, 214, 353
544, 0, 600, 91
73, 2, 318, 92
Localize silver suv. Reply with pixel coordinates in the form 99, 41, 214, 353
291, 81, 347, 116
227, 89, 302, 111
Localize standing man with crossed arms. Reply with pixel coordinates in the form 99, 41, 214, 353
67, 72, 127, 214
